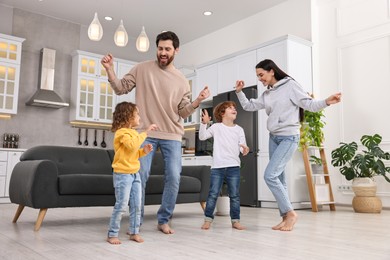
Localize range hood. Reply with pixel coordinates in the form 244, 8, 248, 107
26, 48, 69, 108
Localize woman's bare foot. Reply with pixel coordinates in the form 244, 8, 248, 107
129, 234, 144, 243
272, 216, 286, 230
201, 221, 212, 230
158, 224, 175, 234
107, 237, 121, 245
232, 222, 246, 230
280, 210, 298, 231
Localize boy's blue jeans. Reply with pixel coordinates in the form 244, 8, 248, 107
204, 166, 241, 223
108, 172, 142, 237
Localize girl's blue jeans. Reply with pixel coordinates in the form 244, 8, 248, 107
108, 172, 142, 237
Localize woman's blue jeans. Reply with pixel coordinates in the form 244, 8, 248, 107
204, 166, 241, 223
108, 172, 142, 237
265, 134, 299, 216
139, 138, 182, 225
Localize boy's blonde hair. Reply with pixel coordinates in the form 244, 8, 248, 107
213, 101, 236, 123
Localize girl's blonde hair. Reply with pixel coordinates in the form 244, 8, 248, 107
213, 101, 236, 123
111, 102, 138, 132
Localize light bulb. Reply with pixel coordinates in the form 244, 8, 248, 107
114, 19, 128, 47
136, 26, 150, 52
88, 12, 103, 41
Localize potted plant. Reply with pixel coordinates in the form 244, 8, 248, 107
310, 155, 323, 175
299, 109, 326, 151
331, 134, 390, 213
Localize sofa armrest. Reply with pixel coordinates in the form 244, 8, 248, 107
9, 160, 60, 209
181, 165, 211, 202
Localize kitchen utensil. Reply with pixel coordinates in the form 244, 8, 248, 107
101, 130, 106, 148
93, 129, 98, 146
77, 128, 82, 145
84, 129, 88, 146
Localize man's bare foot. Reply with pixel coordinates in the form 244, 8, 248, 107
280, 211, 298, 231
158, 224, 175, 234
107, 237, 121, 245
272, 216, 286, 230
232, 222, 246, 230
129, 234, 144, 243
201, 221, 212, 230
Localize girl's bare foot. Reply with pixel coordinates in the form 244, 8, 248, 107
107, 237, 121, 245
129, 234, 144, 243
280, 210, 298, 231
158, 224, 175, 234
272, 216, 286, 230
232, 222, 246, 230
201, 221, 211, 230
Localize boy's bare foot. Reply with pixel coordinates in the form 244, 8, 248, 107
129, 234, 144, 243
158, 223, 175, 234
201, 221, 212, 230
272, 216, 286, 230
232, 222, 246, 230
280, 210, 298, 231
107, 237, 121, 245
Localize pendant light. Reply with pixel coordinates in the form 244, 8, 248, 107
114, 19, 128, 47
87, 12, 103, 41
136, 26, 150, 52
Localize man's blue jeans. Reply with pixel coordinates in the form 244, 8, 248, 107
139, 138, 182, 225
265, 134, 299, 216
108, 172, 142, 237
204, 166, 241, 223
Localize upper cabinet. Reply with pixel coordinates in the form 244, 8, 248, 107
0, 33, 25, 115
256, 35, 313, 94
115, 60, 136, 104
218, 50, 257, 94
195, 63, 218, 102
183, 74, 197, 125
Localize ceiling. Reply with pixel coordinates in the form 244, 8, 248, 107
0, 0, 286, 45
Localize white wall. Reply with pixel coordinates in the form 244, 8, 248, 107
176, 0, 312, 68
314, 0, 390, 207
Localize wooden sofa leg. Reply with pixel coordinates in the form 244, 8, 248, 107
34, 208, 48, 231
12, 204, 25, 223
200, 202, 206, 211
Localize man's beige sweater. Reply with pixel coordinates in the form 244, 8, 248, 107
110, 60, 195, 141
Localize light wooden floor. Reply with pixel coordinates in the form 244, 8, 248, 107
0, 202, 389, 260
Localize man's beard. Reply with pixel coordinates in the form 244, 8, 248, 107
157, 54, 174, 68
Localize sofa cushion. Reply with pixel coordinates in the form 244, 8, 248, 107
145, 175, 201, 194
59, 174, 114, 195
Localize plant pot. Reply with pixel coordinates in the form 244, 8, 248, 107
216, 196, 230, 216
351, 177, 382, 213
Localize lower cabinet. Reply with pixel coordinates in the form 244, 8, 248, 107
0, 149, 24, 202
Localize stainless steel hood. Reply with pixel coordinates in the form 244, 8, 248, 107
26, 48, 69, 108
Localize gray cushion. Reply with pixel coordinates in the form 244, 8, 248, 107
145, 175, 201, 194
59, 174, 114, 195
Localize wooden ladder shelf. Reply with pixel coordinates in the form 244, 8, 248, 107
302, 147, 336, 212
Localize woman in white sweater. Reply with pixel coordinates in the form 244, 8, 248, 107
235, 59, 341, 231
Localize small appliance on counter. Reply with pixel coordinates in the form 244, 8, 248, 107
3, 133, 20, 148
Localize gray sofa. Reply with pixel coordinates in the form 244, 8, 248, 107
9, 145, 210, 231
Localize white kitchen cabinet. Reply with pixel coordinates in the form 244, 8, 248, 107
218, 50, 257, 94
196, 63, 218, 102
255, 35, 313, 208
115, 60, 136, 104
0, 33, 25, 115
70, 50, 117, 124
182, 156, 212, 166
183, 74, 198, 125
0, 149, 24, 202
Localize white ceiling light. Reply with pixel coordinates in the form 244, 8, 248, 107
136, 26, 150, 52
87, 12, 103, 41
203, 11, 213, 16
104, 16, 113, 21
114, 19, 128, 47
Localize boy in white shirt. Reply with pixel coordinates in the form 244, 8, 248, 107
199, 101, 249, 230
